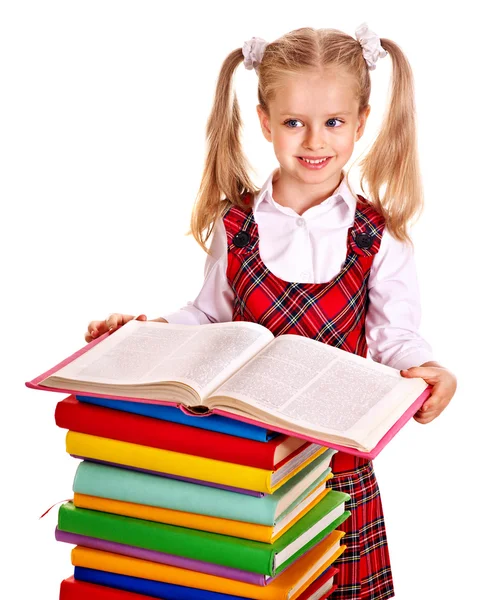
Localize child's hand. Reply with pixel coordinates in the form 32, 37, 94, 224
401, 362, 457, 424
85, 313, 148, 342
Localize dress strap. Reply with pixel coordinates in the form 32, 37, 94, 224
347, 196, 386, 257
223, 206, 258, 252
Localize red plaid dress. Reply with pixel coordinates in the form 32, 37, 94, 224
223, 197, 395, 600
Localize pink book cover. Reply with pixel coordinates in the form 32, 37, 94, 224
26, 332, 432, 460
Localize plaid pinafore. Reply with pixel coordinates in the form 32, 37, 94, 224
223, 197, 395, 600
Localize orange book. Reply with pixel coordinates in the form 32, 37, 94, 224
71, 530, 346, 600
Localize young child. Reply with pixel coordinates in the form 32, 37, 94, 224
86, 23, 457, 600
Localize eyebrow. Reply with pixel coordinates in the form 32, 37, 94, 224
280, 111, 352, 117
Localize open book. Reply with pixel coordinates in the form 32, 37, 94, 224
27, 320, 431, 457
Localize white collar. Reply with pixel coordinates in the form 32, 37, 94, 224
252, 168, 359, 216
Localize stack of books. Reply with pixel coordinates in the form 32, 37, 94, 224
53, 394, 350, 599
27, 320, 431, 598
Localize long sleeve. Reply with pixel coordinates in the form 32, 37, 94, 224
365, 229, 434, 370
163, 218, 234, 325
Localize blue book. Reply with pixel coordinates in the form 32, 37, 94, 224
74, 567, 248, 599
77, 395, 277, 442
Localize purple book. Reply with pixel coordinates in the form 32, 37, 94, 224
55, 528, 277, 585
71, 456, 264, 497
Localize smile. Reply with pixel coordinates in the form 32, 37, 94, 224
297, 156, 332, 170
300, 157, 330, 164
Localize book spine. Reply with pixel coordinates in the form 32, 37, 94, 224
56, 397, 277, 469
66, 432, 273, 493
59, 503, 275, 575
73, 461, 278, 524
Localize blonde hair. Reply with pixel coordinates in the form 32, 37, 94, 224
190, 27, 423, 252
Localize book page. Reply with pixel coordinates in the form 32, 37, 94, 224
46, 320, 273, 399
211, 334, 426, 439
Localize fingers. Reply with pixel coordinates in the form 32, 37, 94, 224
413, 394, 450, 424
414, 404, 440, 424
85, 319, 110, 343
105, 313, 132, 332
85, 313, 148, 343
401, 367, 442, 380
414, 400, 437, 423
413, 412, 436, 424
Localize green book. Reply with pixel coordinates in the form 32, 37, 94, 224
58, 490, 350, 576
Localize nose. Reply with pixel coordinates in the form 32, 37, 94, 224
302, 127, 326, 151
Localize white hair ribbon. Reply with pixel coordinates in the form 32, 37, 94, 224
242, 37, 268, 74
355, 23, 388, 71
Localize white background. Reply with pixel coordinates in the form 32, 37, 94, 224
1, 1, 479, 599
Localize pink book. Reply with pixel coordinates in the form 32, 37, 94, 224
26, 321, 432, 460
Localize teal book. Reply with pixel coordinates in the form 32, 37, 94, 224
58, 490, 350, 576
73, 449, 336, 526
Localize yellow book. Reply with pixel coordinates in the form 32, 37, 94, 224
73, 476, 332, 543
71, 530, 346, 600
66, 431, 327, 493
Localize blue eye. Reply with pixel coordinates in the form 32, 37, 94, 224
284, 118, 344, 128
284, 119, 303, 128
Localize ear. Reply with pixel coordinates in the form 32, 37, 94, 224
355, 105, 371, 142
257, 105, 272, 142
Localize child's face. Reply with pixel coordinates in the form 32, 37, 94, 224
257, 69, 369, 188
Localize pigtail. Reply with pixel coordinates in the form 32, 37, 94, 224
190, 49, 260, 253
357, 38, 424, 245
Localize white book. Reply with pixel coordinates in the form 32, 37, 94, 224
32, 320, 429, 454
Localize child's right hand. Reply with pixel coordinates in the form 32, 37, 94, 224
85, 313, 148, 342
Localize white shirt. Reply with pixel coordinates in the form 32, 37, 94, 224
165, 169, 434, 370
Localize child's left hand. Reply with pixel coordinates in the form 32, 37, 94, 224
400, 362, 457, 424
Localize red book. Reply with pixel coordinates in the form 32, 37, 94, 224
55, 395, 308, 469
297, 566, 339, 599
60, 577, 150, 599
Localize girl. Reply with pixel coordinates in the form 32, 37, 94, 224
86, 23, 457, 600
